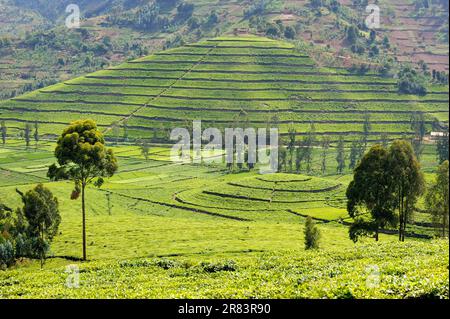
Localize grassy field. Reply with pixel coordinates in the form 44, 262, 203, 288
0, 139, 448, 299
0, 36, 448, 143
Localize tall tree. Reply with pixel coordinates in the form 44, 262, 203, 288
123, 119, 129, 142
362, 112, 372, 150
411, 137, 424, 161
410, 112, 426, 142
16, 184, 60, 268
34, 121, 39, 149
47, 120, 118, 260
320, 135, 330, 174
295, 146, 303, 174
304, 122, 316, 173
425, 161, 449, 237
278, 145, 287, 172
410, 112, 426, 160
349, 141, 359, 170
111, 121, 120, 145
346, 145, 397, 242
287, 125, 296, 172
387, 140, 425, 241
1, 121, 6, 146
336, 136, 346, 174
297, 123, 316, 174
436, 134, 449, 164
137, 139, 150, 161
24, 123, 32, 149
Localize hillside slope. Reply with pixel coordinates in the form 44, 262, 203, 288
1, 0, 447, 102
0, 36, 448, 141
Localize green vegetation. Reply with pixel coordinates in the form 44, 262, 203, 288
1, 36, 447, 144
425, 160, 449, 237
1, 183, 60, 269
347, 145, 397, 242
0, 10, 448, 299
16, 184, 61, 267
304, 216, 321, 249
0, 134, 447, 298
48, 120, 118, 261
398, 66, 428, 96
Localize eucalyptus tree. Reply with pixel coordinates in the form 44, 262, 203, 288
48, 119, 118, 260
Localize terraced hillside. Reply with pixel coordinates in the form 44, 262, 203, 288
0, 36, 448, 141
2, 0, 448, 103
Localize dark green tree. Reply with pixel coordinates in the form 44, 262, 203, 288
278, 146, 287, 172
387, 140, 425, 241
346, 145, 397, 242
137, 139, 151, 161
24, 123, 32, 149
336, 136, 346, 174
287, 125, 296, 172
349, 141, 359, 170
397, 66, 427, 95
295, 146, 303, 174
1, 121, 6, 146
16, 184, 60, 267
436, 135, 449, 164
284, 26, 296, 39
47, 119, 118, 260
345, 25, 359, 44
362, 112, 371, 150
425, 160, 449, 237
304, 123, 316, 173
321, 135, 330, 174
34, 121, 39, 149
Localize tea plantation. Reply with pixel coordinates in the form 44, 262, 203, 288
0, 139, 448, 298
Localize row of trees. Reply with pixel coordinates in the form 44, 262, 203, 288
347, 140, 449, 242
278, 116, 372, 174
0, 121, 40, 149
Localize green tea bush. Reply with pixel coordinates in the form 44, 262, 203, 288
304, 216, 321, 250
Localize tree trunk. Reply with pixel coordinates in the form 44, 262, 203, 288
82, 183, 87, 261
443, 213, 447, 238
375, 228, 379, 242
398, 195, 403, 241
40, 226, 44, 269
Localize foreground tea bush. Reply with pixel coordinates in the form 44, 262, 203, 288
0, 240, 447, 299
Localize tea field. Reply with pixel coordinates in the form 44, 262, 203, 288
0, 139, 448, 299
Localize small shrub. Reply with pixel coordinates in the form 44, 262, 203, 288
153, 258, 179, 270
304, 216, 321, 250
333, 286, 355, 299
200, 260, 237, 273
